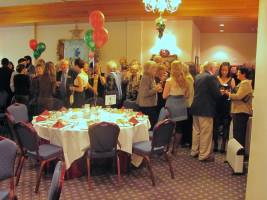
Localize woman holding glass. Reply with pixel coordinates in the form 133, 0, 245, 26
70, 59, 92, 108
213, 62, 236, 153
224, 67, 253, 152
163, 60, 189, 154
137, 61, 162, 129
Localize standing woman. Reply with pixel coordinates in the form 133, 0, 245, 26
214, 62, 236, 153
70, 59, 91, 108
163, 61, 189, 154
224, 67, 253, 151
37, 62, 57, 112
137, 61, 162, 129
13, 64, 31, 105
181, 63, 194, 147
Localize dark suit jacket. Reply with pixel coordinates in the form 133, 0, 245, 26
56, 69, 77, 98
191, 71, 221, 117
0, 66, 12, 94
14, 74, 30, 96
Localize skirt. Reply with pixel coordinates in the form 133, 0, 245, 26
165, 95, 187, 122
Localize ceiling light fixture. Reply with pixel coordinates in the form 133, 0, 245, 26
220, 30, 224, 32
142, 0, 182, 13
220, 24, 225, 27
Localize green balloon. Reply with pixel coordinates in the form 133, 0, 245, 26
37, 42, 46, 53
84, 29, 93, 47
88, 41, 96, 51
33, 50, 41, 59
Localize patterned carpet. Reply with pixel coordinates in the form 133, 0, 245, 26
0, 148, 247, 200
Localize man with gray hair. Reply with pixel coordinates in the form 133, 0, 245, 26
190, 61, 221, 162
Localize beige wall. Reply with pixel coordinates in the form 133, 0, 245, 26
192, 22, 201, 61
0, 20, 257, 68
200, 33, 257, 64
246, 0, 267, 199
0, 25, 34, 64
0, 20, 195, 67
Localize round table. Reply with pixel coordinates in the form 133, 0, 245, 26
32, 107, 150, 170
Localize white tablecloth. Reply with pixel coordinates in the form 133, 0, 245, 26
33, 108, 150, 169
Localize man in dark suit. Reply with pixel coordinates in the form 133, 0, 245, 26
190, 62, 222, 162
56, 59, 77, 108
0, 58, 13, 106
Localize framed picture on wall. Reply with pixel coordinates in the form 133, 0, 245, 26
57, 39, 89, 66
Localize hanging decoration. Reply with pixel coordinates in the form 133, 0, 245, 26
142, 0, 182, 39
84, 10, 109, 62
155, 15, 166, 39
29, 39, 46, 59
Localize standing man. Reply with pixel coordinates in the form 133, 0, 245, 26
190, 62, 221, 162
56, 59, 76, 108
0, 58, 13, 107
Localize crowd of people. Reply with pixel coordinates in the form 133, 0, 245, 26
0, 55, 255, 162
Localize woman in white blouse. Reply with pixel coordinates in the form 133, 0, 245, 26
163, 60, 189, 154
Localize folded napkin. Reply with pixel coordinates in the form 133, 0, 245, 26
129, 117, 139, 125
52, 121, 65, 129
41, 110, 50, 116
36, 116, 46, 122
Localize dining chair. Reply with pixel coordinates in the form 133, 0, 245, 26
7, 103, 29, 123
149, 107, 170, 139
13, 122, 63, 193
5, 113, 24, 177
132, 119, 176, 186
87, 122, 120, 190
48, 161, 66, 200
0, 136, 18, 200
122, 100, 140, 111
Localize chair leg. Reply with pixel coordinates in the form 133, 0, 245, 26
86, 158, 92, 190
144, 156, 155, 186
16, 156, 25, 186
164, 152, 174, 179
15, 155, 22, 177
35, 160, 46, 193
116, 155, 121, 185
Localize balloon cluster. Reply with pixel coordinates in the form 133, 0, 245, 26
29, 39, 46, 59
84, 10, 109, 60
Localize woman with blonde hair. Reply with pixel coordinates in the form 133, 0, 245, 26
137, 61, 162, 129
105, 60, 122, 107
163, 60, 189, 154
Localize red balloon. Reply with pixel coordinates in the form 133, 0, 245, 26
29, 39, 38, 51
88, 51, 94, 59
89, 10, 105, 29
93, 28, 109, 48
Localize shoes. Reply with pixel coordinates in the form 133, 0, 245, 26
190, 153, 198, 158
220, 149, 226, 154
200, 156, 215, 162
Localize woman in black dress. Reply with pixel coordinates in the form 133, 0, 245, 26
13, 64, 31, 105
213, 62, 236, 153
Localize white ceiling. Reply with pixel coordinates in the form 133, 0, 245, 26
0, 0, 80, 7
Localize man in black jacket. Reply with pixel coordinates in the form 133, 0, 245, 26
190, 62, 221, 162
0, 58, 13, 106
56, 59, 77, 108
